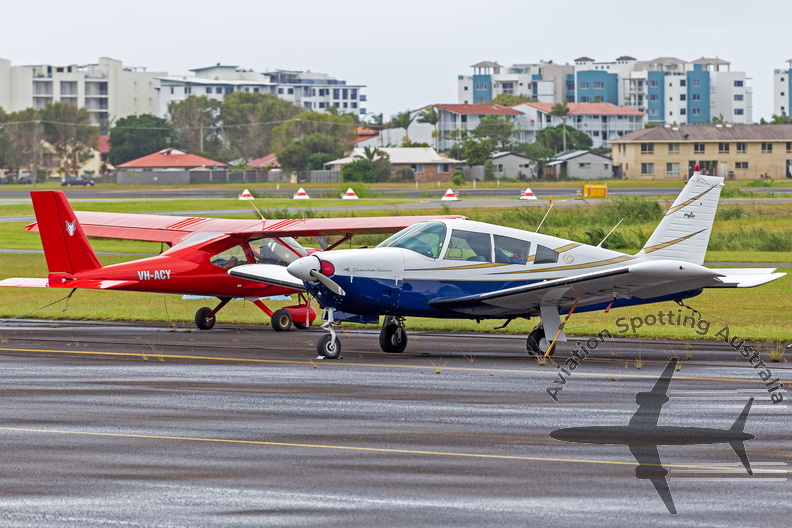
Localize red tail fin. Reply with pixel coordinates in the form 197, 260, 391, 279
31, 191, 101, 275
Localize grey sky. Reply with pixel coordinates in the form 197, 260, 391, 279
3, 0, 788, 120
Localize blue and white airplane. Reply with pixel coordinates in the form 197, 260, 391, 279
231, 167, 785, 358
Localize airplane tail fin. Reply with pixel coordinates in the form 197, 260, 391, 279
639, 166, 724, 265
31, 191, 102, 277
729, 398, 755, 475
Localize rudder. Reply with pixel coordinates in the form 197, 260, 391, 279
31, 191, 101, 275
639, 166, 724, 265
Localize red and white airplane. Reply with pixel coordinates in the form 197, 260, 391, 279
0, 191, 465, 330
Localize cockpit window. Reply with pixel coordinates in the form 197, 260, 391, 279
444, 230, 492, 262
494, 235, 530, 264
377, 221, 447, 258
534, 245, 559, 265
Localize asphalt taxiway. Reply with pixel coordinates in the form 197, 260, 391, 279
0, 320, 788, 527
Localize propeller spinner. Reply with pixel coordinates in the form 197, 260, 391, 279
288, 256, 346, 296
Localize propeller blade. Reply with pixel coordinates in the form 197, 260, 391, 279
309, 269, 346, 296
316, 236, 329, 250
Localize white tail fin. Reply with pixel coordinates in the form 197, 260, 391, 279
639, 168, 724, 265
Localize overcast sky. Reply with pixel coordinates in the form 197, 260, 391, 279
3, 0, 789, 121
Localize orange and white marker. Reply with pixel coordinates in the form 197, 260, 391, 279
293, 187, 310, 200
341, 188, 359, 200
238, 188, 254, 200
520, 187, 537, 200
441, 188, 459, 201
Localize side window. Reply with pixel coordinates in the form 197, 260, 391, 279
444, 230, 492, 262
534, 245, 559, 265
493, 235, 530, 264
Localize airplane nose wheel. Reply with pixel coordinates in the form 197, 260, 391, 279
317, 334, 342, 359
527, 327, 553, 356
380, 316, 408, 353
316, 308, 342, 359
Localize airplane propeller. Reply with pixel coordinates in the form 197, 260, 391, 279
288, 256, 346, 296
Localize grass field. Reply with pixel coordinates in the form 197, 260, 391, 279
1, 192, 789, 344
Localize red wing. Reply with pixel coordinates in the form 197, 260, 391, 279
28, 211, 467, 245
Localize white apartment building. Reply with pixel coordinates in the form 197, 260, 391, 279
460, 56, 753, 125
458, 61, 574, 105
0, 57, 164, 124
773, 60, 792, 117
156, 64, 366, 117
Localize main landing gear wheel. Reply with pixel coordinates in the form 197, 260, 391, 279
294, 321, 310, 330
271, 309, 293, 332
527, 327, 553, 356
317, 334, 342, 359
195, 307, 216, 330
380, 324, 408, 353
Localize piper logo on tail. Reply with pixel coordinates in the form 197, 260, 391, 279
65, 220, 76, 236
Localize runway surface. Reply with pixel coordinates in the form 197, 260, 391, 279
0, 320, 788, 527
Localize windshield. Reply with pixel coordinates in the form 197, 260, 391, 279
377, 221, 447, 258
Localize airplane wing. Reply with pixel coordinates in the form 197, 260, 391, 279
630, 444, 676, 514
428, 260, 726, 317
27, 212, 468, 246
705, 268, 786, 288
629, 358, 677, 428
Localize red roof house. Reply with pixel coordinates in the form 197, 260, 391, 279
117, 148, 228, 169
248, 153, 280, 169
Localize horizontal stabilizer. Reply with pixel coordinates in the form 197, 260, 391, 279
708, 268, 786, 288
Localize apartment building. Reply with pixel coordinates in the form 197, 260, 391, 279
773, 60, 792, 116
156, 64, 366, 117
458, 61, 574, 104
0, 57, 164, 124
610, 124, 792, 180
460, 56, 753, 126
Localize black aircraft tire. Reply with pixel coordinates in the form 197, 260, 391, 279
195, 307, 216, 330
527, 327, 553, 356
379, 324, 408, 353
317, 334, 342, 359
294, 321, 310, 330
271, 309, 293, 331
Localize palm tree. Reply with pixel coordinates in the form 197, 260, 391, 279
550, 100, 571, 152
366, 113, 389, 147
417, 106, 440, 150
391, 110, 415, 146
358, 145, 385, 162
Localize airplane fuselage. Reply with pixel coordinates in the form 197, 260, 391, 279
549, 425, 754, 446
301, 220, 706, 320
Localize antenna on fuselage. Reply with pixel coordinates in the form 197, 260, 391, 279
249, 200, 266, 221
535, 202, 554, 233
597, 218, 624, 248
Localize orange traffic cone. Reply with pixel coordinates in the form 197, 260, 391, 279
293, 187, 310, 200
238, 188, 254, 200
441, 188, 459, 201
520, 188, 537, 200
341, 188, 359, 200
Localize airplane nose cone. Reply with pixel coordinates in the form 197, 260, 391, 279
287, 255, 320, 281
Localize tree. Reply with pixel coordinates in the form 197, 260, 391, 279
766, 113, 792, 124
277, 133, 344, 171
472, 115, 517, 150
40, 102, 99, 175
462, 138, 493, 166
108, 114, 172, 166
358, 145, 385, 162
390, 110, 415, 145
491, 93, 536, 106
0, 108, 40, 175
219, 92, 303, 160
549, 100, 571, 152
271, 111, 357, 153
417, 107, 440, 150
535, 124, 593, 152
341, 157, 392, 183
168, 95, 222, 158
365, 113, 389, 147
